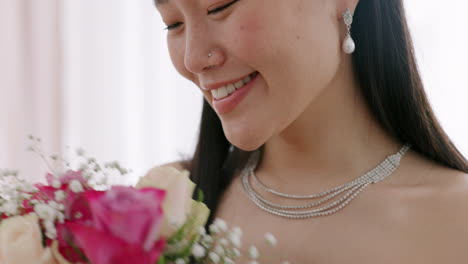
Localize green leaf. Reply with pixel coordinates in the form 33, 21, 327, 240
157, 256, 166, 264
197, 189, 204, 203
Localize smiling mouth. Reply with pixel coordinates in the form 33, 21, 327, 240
211, 71, 259, 100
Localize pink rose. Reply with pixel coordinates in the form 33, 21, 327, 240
67, 186, 167, 264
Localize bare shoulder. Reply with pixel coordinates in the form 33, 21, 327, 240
386, 150, 468, 248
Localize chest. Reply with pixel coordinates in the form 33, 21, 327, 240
214, 178, 468, 264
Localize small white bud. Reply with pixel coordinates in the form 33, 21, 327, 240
214, 218, 228, 232
223, 257, 235, 264
54, 190, 66, 202
174, 259, 185, 264
192, 243, 206, 258
52, 180, 61, 189
228, 232, 242, 248
248, 246, 259, 259
209, 224, 220, 234
34, 204, 56, 221
219, 238, 229, 246
232, 226, 242, 236
209, 252, 220, 263
69, 180, 84, 193
264, 232, 277, 247
198, 226, 207, 236
214, 244, 224, 256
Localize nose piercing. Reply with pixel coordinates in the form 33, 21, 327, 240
208, 52, 213, 57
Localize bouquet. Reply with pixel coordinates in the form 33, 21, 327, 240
0, 137, 279, 264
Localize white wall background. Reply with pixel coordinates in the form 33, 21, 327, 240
0, 0, 467, 183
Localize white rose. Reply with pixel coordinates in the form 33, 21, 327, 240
136, 165, 196, 238
0, 214, 57, 264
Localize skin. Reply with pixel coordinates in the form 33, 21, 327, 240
156, 0, 468, 262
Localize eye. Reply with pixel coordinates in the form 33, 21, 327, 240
163, 0, 240, 31
164, 22, 183, 31
207, 0, 240, 15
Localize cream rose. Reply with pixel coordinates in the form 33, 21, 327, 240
50, 241, 72, 264
136, 165, 209, 238
0, 214, 57, 264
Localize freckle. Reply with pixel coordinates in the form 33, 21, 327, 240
240, 25, 245, 30
296, 35, 301, 40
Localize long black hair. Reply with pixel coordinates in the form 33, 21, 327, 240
181, 0, 468, 224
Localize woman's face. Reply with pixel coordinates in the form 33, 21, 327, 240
157, 0, 344, 151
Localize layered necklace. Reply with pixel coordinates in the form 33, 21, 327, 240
241, 144, 411, 219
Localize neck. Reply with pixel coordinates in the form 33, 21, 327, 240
257, 61, 402, 190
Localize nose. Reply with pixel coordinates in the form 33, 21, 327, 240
183, 22, 223, 74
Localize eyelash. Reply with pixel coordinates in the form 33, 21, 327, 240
164, 0, 240, 31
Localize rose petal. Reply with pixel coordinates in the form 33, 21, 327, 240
67, 223, 165, 264
86, 187, 166, 246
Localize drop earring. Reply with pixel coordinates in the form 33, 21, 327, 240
342, 8, 355, 54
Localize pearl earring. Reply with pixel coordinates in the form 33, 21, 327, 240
342, 8, 355, 54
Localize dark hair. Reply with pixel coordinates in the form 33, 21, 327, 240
182, 0, 468, 224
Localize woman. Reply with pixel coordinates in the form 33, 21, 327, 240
154, 0, 468, 262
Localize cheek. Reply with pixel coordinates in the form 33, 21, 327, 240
168, 38, 196, 83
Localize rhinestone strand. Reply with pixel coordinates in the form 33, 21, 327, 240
241, 144, 411, 219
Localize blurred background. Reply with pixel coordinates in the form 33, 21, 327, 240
0, 0, 467, 183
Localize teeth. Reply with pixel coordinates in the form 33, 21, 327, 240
234, 80, 244, 89
217, 87, 229, 99
210, 72, 256, 100
227, 84, 236, 94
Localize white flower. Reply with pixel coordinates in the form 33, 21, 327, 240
21, 182, 36, 192
228, 231, 242, 248
34, 203, 56, 221
209, 252, 220, 263
44, 220, 55, 231
51, 179, 61, 189
232, 226, 242, 236
1, 201, 19, 215
198, 226, 207, 236
219, 238, 229, 246
69, 180, 84, 193
209, 224, 220, 234
232, 248, 241, 258
175, 259, 186, 264
21, 193, 32, 200
48, 201, 60, 210
264, 232, 277, 247
54, 190, 66, 202
192, 243, 206, 258
248, 246, 259, 259
248, 261, 259, 264
223, 257, 235, 264
213, 218, 228, 232
203, 235, 213, 243
214, 244, 224, 255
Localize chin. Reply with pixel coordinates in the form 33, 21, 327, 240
223, 126, 268, 152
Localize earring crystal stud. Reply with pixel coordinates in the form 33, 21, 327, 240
342, 8, 356, 54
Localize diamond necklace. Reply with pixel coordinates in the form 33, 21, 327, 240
241, 144, 411, 219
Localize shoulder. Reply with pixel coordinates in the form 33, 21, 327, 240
387, 150, 468, 245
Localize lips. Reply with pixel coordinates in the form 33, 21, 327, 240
211, 71, 260, 114
211, 71, 259, 101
